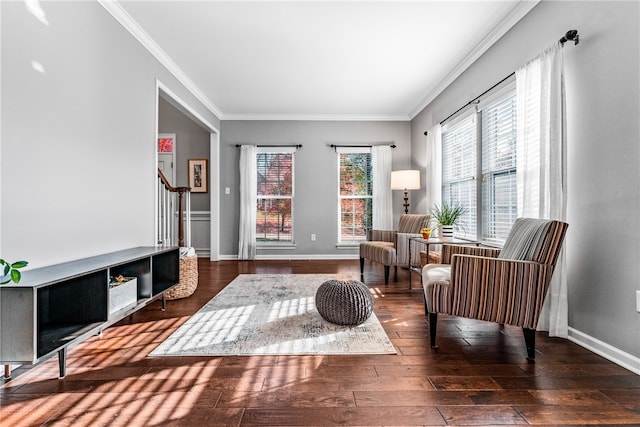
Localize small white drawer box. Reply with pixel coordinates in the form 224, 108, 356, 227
109, 277, 137, 315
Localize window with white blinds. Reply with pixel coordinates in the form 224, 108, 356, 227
442, 114, 477, 239
481, 92, 517, 243
441, 83, 517, 244
338, 150, 372, 243
256, 151, 294, 243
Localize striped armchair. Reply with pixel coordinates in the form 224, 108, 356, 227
359, 214, 428, 284
422, 218, 568, 359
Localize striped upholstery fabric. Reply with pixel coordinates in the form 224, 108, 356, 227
360, 214, 429, 283
367, 229, 395, 243
498, 218, 552, 262
422, 218, 568, 329
423, 245, 500, 313
396, 233, 423, 266
396, 214, 429, 266
422, 264, 452, 313
359, 241, 396, 266
440, 244, 501, 264
397, 214, 428, 234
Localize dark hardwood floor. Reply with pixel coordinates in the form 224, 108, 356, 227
1, 259, 639, 426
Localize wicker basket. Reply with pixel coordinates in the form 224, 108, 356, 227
419, 250, 442, 267
165, 252, 198, 300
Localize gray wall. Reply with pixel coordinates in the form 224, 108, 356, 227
158, 97, 211, 211
411, 1, 640, 360
220, 120, 412, 257
1, 1, 220, 267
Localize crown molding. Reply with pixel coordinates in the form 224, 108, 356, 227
408, 0, 540, 120
221, 113, 411, 122
98, 0, 224, 120
100, 0, 538, 123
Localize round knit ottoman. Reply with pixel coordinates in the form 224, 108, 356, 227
315, 280, 373, 326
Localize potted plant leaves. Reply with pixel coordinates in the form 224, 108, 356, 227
430, 202, 466, 240
0, 259, 28, 284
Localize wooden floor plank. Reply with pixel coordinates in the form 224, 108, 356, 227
1, 259, 639, 426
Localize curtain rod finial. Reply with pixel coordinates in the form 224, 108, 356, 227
560, 29, 579, 45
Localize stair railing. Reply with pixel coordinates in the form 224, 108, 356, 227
157, 168, 191, 247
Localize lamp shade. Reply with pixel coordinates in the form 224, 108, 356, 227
390, 170, 421, 190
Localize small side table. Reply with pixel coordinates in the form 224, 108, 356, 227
407, 236, 479, 289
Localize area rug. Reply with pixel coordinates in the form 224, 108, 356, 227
150, 274, 396, 356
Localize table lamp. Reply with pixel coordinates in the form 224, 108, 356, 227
391, 170, 421, 214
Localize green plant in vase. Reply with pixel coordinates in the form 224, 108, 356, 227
430, 202, 467, 239
0, 259, 29, 284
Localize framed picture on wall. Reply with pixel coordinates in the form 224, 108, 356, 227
188, 159, 208, 193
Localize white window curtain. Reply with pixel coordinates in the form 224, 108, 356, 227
515, 43, 568, 337
425, 124, 442, 216
371, 145, 393, 230
238, 145, 257, 260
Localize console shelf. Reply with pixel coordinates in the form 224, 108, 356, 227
0, 246, 179, 378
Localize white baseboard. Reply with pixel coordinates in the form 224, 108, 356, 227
568, 327, 640, 375
194, 248, 210, 258
218, 254, 360, 261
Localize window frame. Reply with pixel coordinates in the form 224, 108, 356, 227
336, 147, 372, 245
479, 85, 518, 244
255, 147, 295, 246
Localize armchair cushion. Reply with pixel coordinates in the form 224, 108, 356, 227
359, 241, 396, 266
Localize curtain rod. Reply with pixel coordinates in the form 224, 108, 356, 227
329, 143, 396, 150
440, 29, 579, 126
235, 144, 302, 148
440, 72, 514, 125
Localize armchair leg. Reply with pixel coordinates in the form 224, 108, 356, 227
383, 266, 390, 284
394, 265, 398, 280
523, 328, 536, 360
429, 312, 438, 349
359, 257, 364, 277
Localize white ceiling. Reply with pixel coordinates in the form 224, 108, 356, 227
113, 1, 538, 121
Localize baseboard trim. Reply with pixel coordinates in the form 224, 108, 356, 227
194, 249, 210, 258
568, 327, 640, 375
217, 254, 360, 261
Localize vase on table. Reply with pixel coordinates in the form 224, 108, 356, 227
440, 225, 454, 241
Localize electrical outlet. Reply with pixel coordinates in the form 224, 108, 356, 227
224, 187, 230, 195
311, 234, 316, 241
636, 290, 640, 313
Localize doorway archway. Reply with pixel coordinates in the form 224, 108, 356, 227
155, 80, 220, 261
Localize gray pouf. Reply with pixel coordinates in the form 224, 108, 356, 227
315, 280, 374, 326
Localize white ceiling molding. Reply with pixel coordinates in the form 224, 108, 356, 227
408, 0, 540, 120
98, 0, 224, 120
222, 114, 411, 122
101, 0, 538, 123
